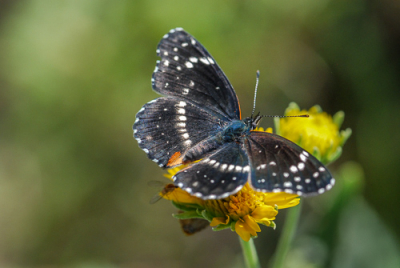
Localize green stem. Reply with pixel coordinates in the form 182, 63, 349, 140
271, 202, 302, 268
239, 237, 261, 268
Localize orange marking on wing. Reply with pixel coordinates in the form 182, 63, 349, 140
237, 95, 242, 119
167, 151, 184, 167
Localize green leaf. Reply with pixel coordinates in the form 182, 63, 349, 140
212, 223, 232, 231
274, 117, 281, 135
171, 201, 203, 211
201, 210, 214, 222
327, 146, 343, 164
230, 221, 236, 232
311, 104, 323, 113
341, 128, 352, 145
286, 102, 300, 112
333, 110, 345, 128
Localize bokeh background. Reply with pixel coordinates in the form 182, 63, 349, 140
0, 0, 399, 267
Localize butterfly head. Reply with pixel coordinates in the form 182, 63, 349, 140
243, 112, 262, 131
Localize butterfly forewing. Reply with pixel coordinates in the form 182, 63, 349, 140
244, 131, 335, 196
153, 28, 241, 120
134, 97, 223, 167
173, 142, 249, 199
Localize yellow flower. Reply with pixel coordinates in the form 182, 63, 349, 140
161, 166, 299, 242
158, 105, 350, 241
275, 102, 351, 164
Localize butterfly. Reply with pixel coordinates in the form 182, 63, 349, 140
133, 28, 335, 200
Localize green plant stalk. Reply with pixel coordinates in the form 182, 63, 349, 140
239, 237, 261, 268
271, 202, 302, 268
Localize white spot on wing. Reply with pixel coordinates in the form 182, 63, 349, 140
183, 88, 189, 95
200, 57, 210, 65
290, 166, 298, 173
185, 62, 194, 68
189, 57, 198, 63
298, 162, 305, 170
179, 116, 187, 121
284, 182, 292, 187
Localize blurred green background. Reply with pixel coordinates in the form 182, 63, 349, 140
0, 0, 399, 267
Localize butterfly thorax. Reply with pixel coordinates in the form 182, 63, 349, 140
222, 116, 260, 142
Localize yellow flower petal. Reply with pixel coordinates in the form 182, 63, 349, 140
162, 186, 204, 206
210, 216, 229, 227
235, 219, 251, 242
244, 215, 261, 233
262, 192, 300, 209
251, 206, 278, 221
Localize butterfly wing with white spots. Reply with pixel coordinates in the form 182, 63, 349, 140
173, 142, 249, 199
153, 28, 241, 120
244, 131, 335, 196
134, 28, 241, 168
134, 97, 225, 167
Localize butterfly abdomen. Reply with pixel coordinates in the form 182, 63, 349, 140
183, 134, 225, 163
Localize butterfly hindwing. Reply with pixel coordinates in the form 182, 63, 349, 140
153, 28, 241, 120
244, 131, 335, 196
134, 97, 223, 168
173, 142, 249, 199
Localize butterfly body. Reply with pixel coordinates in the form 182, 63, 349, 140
133, 28, 335, 200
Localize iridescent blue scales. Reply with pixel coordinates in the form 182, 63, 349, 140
133, 28, 335, 200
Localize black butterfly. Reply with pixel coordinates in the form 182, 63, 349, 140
133, 28, 335, 200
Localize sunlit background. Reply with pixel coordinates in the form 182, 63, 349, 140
0, 0, 399, 267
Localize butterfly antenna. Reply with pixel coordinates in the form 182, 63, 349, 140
251, 70, 260, 118
261, 114, 309, 118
